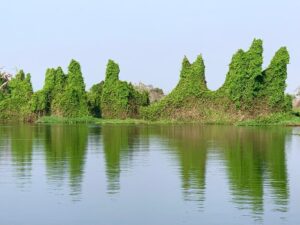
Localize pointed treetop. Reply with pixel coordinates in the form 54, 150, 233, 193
182, 56, 191, 67
192, 54, 205, 69
15, 70, 25, 80
269, 47, 290, 66
56, 66, 64, 75
180, 56, 191, 79
105, 59, 120, 81
194, 54, 204, 63
192, 54, 206, 80
249, 39, 263, 52
68, 59, 81, 74
25, 73, 31, 81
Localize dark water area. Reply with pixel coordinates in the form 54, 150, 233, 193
0, 124, 299, 225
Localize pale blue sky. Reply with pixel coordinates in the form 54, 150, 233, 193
1, 0, 299, 93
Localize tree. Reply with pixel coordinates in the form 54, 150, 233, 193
101, 60, 149, 119
262, 47, 290, 110
0, 70, 34, 120
222, 39, 263, 108
58, 60, 89, 117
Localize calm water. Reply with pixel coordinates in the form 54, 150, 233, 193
0, 124, 300, 225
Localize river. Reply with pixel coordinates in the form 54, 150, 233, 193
0, 124, 299, 225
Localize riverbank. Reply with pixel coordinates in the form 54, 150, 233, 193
36, 116, 172, 125
235, 113, 300, 126
35, 113, 300, 126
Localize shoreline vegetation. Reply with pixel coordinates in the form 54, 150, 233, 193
1, 39, 300, 126
35, 113, 300, 126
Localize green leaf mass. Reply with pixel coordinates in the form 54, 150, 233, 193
0, 39, 292, 122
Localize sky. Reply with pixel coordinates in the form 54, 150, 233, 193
1, 0, 299, 93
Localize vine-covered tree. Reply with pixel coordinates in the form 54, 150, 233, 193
176, 55, 207, 97
0, 70, 33, 120
223, 39, 263, 108
262, 47, 291, 110
31, 67, 67, 116
140, 55, 207, 119
87, 81, 104, 117
142, 40, 292, 121
0, 39, 293, 122
58, 60, 89, 117
101, 60, 149, 119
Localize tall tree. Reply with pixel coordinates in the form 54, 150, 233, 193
101, 60, 149, 119
58, 60, 89, 117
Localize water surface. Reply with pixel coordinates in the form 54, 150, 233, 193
0, 124, 299, 225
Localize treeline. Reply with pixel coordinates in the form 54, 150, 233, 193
0, 39, 292, 122
0, 60, 149, 121
142, 39, 292, 121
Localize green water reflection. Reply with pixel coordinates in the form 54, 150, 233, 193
44, 125, 88, 195
153, 125, 289, 214
0, 124, 291, 218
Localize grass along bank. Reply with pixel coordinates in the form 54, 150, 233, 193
36, 113, 300, 126
236, 112, 300, 126
36, 116, 180, 124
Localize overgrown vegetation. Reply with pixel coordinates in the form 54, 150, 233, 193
141, 39, 294, 122
236, 113, 300, 126
0, 39, 298, 125
58, 60, 89, 117
221, 39, 264, 108
0, 70, 34, 121
87, 81, 104, 117
140, 55, 209, 120
101, 60, 149, 119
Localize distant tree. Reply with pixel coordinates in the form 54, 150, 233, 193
8, 70, 33, 105
57, 60, 89, 117
223, 39, 263, 108
101, 60, 149, 119
31, 67, 67, 116
0, 70, 34, 120
133, 82, 165, 103
262, 47, 290, 110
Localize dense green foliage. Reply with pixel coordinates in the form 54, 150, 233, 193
101, 60, 149, 119
0, 70, 34, 120
58, 60, 89, 117
176, 55, 207, 97
31, 60, 89, 118
142, 39, 293, 121
222, 39, 263, 107
87, 81, 104, 117
31, 67, 67, 116
0, 39, 295, 123
262, 47, 291, 110
221, 41, 291, 112
140, 55, 208, 119
0, 59, 149, 121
